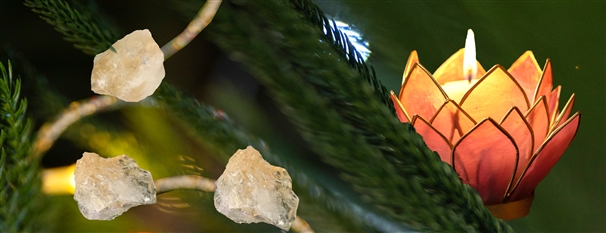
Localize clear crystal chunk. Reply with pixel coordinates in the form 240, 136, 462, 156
91, 29, 165, 102
214, 146, 299, 231
73, 152, 156, 220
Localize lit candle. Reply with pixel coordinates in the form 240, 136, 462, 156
392, 27, 581, 222
441, 29, 479, 103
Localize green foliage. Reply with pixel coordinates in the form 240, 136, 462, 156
292, 0, 393, 113
202, 0, 512, 231
0, 61, 47, 232
24, 0, 119, 55
154, 83, 394, 232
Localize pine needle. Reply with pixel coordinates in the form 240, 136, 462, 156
24, 0, 119, 55
0, 60, 47, 232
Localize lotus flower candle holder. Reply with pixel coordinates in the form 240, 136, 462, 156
391, 30, 581, 220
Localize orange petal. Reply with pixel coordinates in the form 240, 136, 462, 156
430, 100, 476, 143
553, 94, 576, 130
509, 112, 580, 201
525, 96, 550, 153
398, 63, 448, 121
499, 107, 534, 189
533, 59, 553, 104
411, 115, 453, 164
548, 86, 561, 129
508, 51, 542, 99
452, 118, 518, 205
402, 51, 419, 85
390, 91, 410, 122
460, 65, 530, 121
433, 48, 486, 85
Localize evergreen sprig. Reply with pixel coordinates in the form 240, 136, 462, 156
202, 0, 512, 231
0, 61, 46, 232
292, 0, 393, 113
24, 0, 119, 55
154, 83, 407, 232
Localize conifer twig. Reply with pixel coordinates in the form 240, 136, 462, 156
0, 60, 47, 232
154, 175, 315, 233
161, 0, 222, 59
154, 83, 407, 231
24, 0, 120, 55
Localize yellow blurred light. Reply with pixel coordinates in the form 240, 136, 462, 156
42, 163, 76, 195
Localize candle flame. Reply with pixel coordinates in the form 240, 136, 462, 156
463, 29, 477, 83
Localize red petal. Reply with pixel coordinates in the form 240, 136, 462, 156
430, 100, 476, 143
460, 65, 530, 121
433, 48, 486, 85
402, 50, 419, 85
411, 115, 453, 164
533, 59, 553, 104
499, 107, 534, 190
548, 86, 561, 130
390, 91, 410, 122
553, 94, 576, 130
509, 112, 581, 201
525, 96, 550, 153
452, 118, 518, 205
508, 51, 542, 100
398, 63, 448, 121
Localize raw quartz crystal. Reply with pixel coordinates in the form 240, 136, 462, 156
73, 152, 156, 220
214, 146, 299, 231
91, 29, 165, 102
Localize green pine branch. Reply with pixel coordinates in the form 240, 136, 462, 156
291, 0, 393, 114
24, 0, 119, 55
0, 61, 47, 232
201, 0, 511, 231
154, 83, 405, 232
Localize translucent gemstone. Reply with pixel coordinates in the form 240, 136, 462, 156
214, 146, 299, 231
73, 152, 156, 220
91, 29, 165, 102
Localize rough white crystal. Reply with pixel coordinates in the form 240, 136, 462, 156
91, 29, 165, 102
73, 152, 156, 220
214, 146, 299, 231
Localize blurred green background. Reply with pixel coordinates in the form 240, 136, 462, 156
1, 0, 604, 232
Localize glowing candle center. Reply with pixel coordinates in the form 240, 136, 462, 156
442, 29, 478, 103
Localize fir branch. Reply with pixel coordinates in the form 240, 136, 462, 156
0, 48, 70, 121
0, 61, 47, 232
154, 83, 406, 232
201, 0, 511, 231
24, 0, 119, 55
291, 0, 393, 113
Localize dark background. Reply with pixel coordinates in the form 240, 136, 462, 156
1, 0, 604, 232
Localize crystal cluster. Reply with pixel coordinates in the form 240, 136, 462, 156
73, 152, 156, 220
214, 146, 299, 231
91, 29, 165, 102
